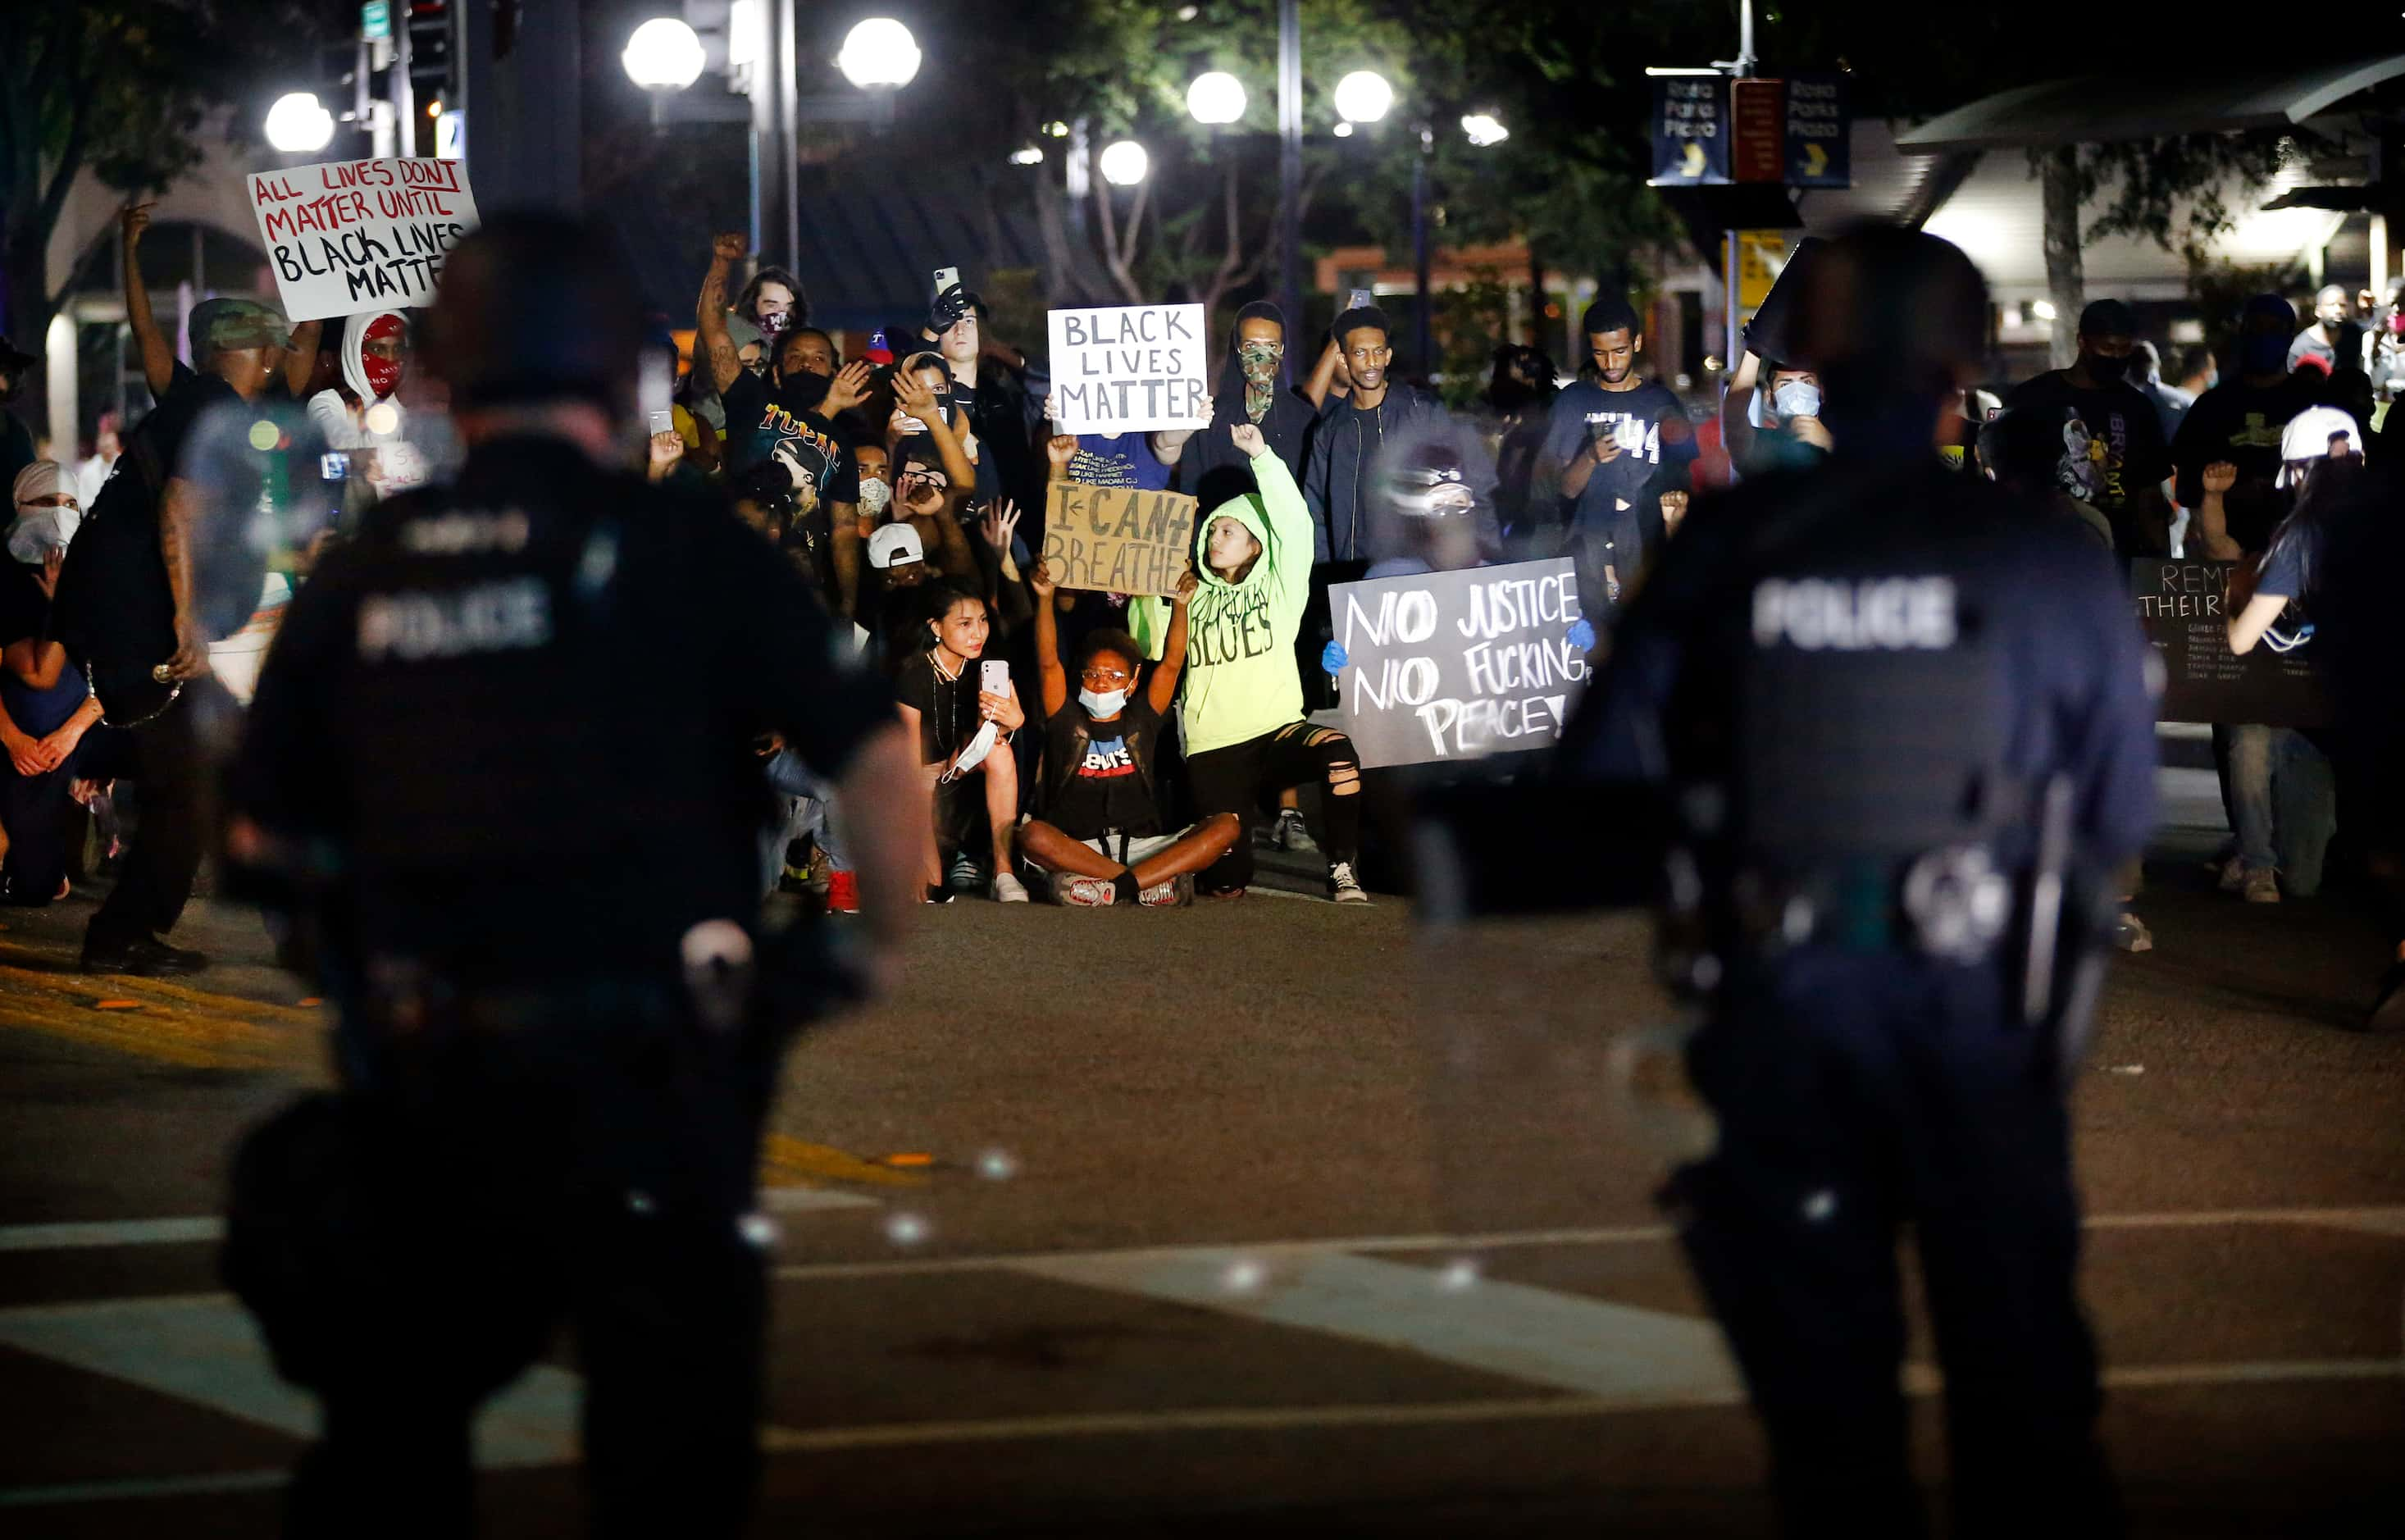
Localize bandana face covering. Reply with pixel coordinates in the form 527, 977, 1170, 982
360, 313, 406, 399
1239, 339, 1282, 422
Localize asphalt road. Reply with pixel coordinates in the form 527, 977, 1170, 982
0, 785, 2399, 1538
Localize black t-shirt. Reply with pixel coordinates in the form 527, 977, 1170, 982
0, 563, 85, 739
56, 362, 242, 664
1540, 380, 1697, 535
2168, 376, 2319, 554
2001, 371, 2170, 555
892, 645, 985, 765
1045, 698, 1163, 841
720, 370, 859, 510
0, 561, 48, 649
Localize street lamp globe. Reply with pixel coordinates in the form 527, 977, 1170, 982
1099, 140, 1150, 187
263, 91, 336, 154
1460, 112, 1509, 148
622, 17, 706, 91
1333, 70, 1392, 125
837, 18, 922, 90
1187, 71, 1246, 126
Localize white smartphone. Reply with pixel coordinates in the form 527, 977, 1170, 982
646, 409, 672, 435
933, 266, 961, 294
981, 660, 1009, 698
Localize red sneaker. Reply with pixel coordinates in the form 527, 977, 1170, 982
826, 869, 860, 914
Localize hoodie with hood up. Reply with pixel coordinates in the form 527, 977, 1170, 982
1138, 441, 1314, 757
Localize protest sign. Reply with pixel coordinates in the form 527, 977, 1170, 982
2131, 558, 2330, 727
247, 157, 481, 321
1045, 303, 1209, 435
1330, 559, 1591, 769
1042, 481, 1200, 596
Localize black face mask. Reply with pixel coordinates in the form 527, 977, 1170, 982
2083, 350, 2128, 385
777, 368, 833, 409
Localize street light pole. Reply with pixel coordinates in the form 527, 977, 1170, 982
1277, 0, 1301, 334
1411, 124, 1433, 374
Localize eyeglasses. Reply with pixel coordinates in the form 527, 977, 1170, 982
1079, 667, 1135, 685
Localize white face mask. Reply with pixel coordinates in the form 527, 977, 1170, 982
1078, 686, 1130, 718
857, 477, 892, 516
1772, 380, 1822, 420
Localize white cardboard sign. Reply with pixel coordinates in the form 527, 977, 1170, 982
246, 157, 481, 321
1045, 303, 1210, 435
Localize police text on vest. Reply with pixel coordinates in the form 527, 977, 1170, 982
1750, 576, 1957, 651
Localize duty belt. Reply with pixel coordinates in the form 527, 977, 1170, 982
1726, 845, 2014, 964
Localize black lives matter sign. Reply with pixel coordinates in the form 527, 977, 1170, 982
1045, 303, 1210, 435
1330, 559, 1591, 769
2132, 558, 2329, 727
248, 157, 481, 321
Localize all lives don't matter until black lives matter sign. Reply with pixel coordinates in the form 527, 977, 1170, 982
248, 157, 481, 321
1330, 559, 1591, 769
2131, 558, 2329, 728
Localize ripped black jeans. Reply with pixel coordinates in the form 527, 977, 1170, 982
1184, 719, 1361, 893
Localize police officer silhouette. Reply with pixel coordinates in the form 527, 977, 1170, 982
1554, 227, 2157, 1538
221, 212, 925, 1538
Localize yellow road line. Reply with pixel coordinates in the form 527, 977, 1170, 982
0, 943, 321, 1023
761, 1132, 927, 1189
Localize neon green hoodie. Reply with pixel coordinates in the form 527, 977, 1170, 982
1136, 444, 1314, 756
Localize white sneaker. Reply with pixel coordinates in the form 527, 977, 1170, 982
2218, 855, 2248, 893
1274, 809, 1318, 853
2242, 868, 2281, 904
1328, 861, 1369, 904
991, 872, 1031, 904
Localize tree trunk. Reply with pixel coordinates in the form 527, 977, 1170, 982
2040, 146, 2085, 370
1526, 243, 1546, 346
1032, 166, 1081, 308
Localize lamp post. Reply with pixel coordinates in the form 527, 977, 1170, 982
263, 92, 338, 155
624, 11, 919, 274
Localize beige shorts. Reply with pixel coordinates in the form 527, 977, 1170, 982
1077, 829, 1187, 866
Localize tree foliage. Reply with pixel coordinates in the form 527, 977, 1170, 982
0, 0, 353, 339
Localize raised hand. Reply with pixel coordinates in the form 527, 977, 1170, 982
121, 202, 154, 245
980, 499, 1022, 552
893, 368, 939, 421
1173, 568, 1198, 606
711, 231, 747, 264
1659, 490, 1690, 531
822, 359, 875, 416
1046, 434, 1079, 469
1030, 558, 1056, 598
2201, 461, 2238, 496
1229, 422, 1265, 458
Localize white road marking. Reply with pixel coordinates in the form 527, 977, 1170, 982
0, 1217, 224, 1251
0, 1294, 578, 1467
1018, 1246, 1742, 1402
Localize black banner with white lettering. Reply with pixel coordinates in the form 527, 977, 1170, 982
2130, 558, 2330, 727
1330, 560, 1590, 769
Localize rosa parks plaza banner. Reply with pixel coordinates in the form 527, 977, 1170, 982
2131, 558, 2330, 727
1042, 481, 1199, 596
247, 157, 481, 321
1045, 303, 1209, 435
1330, 559, 1591, 768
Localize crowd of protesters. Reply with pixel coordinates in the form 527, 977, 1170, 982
0, 214, 2395, 1023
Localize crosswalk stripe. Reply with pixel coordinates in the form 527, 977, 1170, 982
1013, 1247, 1744, 1403
0, 1217, 225, 1251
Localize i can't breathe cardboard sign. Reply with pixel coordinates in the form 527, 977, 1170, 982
1042, 482, 1199, 596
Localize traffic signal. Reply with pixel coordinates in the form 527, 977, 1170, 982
406, 0, 454, 112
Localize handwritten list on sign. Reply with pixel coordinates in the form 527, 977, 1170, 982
247, 157, 481, 321
2130, 558, 2329, 727
1041, 481, 1199, 596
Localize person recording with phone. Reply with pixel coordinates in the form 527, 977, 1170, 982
894, 583, 1027, 902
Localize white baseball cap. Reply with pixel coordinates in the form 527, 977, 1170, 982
867, 522, 924, 570
2275, 406, 2363, 485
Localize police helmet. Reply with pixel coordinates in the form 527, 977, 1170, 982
1791, 224, 1989, 396
423, 211, 644, 417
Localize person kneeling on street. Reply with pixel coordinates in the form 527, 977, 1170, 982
1018, 558, 1237, 906
1140, 422, 1368, 903
893, 582, 1027, 903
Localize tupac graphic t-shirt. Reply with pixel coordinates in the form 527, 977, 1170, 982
721, 369, 860, 513
2002, 371, 2169, 557
1046, 698, 1164, 840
